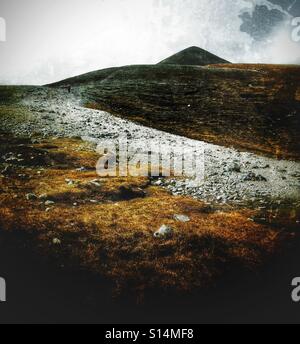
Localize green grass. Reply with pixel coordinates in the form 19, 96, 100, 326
0, 86, 37, 130
0, 86, 33, 105
0, 105, 33, 130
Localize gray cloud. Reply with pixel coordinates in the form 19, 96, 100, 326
0, 0, 299, 85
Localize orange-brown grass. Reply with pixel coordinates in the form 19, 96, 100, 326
207, 63, 300, 72
0, 133, 294, 299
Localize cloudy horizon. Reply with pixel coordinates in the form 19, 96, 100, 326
0, 0, 299, 85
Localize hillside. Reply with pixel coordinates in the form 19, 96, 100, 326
48, 66, 119, 87
80, 63, 300, 160
47, 46, 300, 160
0, 83, 299, 323
47, 46, 229, 87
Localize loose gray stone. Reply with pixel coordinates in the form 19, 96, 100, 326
26, 193, 37, 201
52, 238, 61, 245
45, 200, 55, 206
174, 214, 190, 222
89, 179, 101, 187
38, 193, 48, 200
154, 225, 174, 238
226, 162, 241, 173
76, 167, 86, 172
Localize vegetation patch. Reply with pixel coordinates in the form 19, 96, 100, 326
0, 133, 295, 300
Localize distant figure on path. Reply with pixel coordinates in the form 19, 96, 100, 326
60, 85, 71, 93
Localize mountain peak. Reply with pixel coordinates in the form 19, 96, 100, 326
158, 46, 230, 66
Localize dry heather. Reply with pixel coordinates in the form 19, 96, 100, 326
84, 63, 300, 160
0, 133, 295, 298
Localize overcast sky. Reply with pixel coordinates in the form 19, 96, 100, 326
0, 0, 299, 85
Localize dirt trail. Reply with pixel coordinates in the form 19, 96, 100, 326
13, 87, 299, 208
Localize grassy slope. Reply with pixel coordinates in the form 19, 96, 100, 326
0, 131, 297, 297
47, 67, 120, 87
0, 85, 298, 302
47, 45, 230, 87
48, 63, 300, 160
0, 86, 38, 105
0, 86, 37, 134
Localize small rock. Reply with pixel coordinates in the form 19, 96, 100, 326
26, 193, 37, 201
39, 193, 48, 200
291, 172, 300, 179
76, 167, 86, 172
89, 179, 101, 187
52, 238, 61, 245
118, 186, 146, 200
226, 162, 241, 173
154, 225, 174, 239
1, 165, 12, 175
174, 214, 190, 222
45, 200, 55, 206
242, 172, 267, 182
